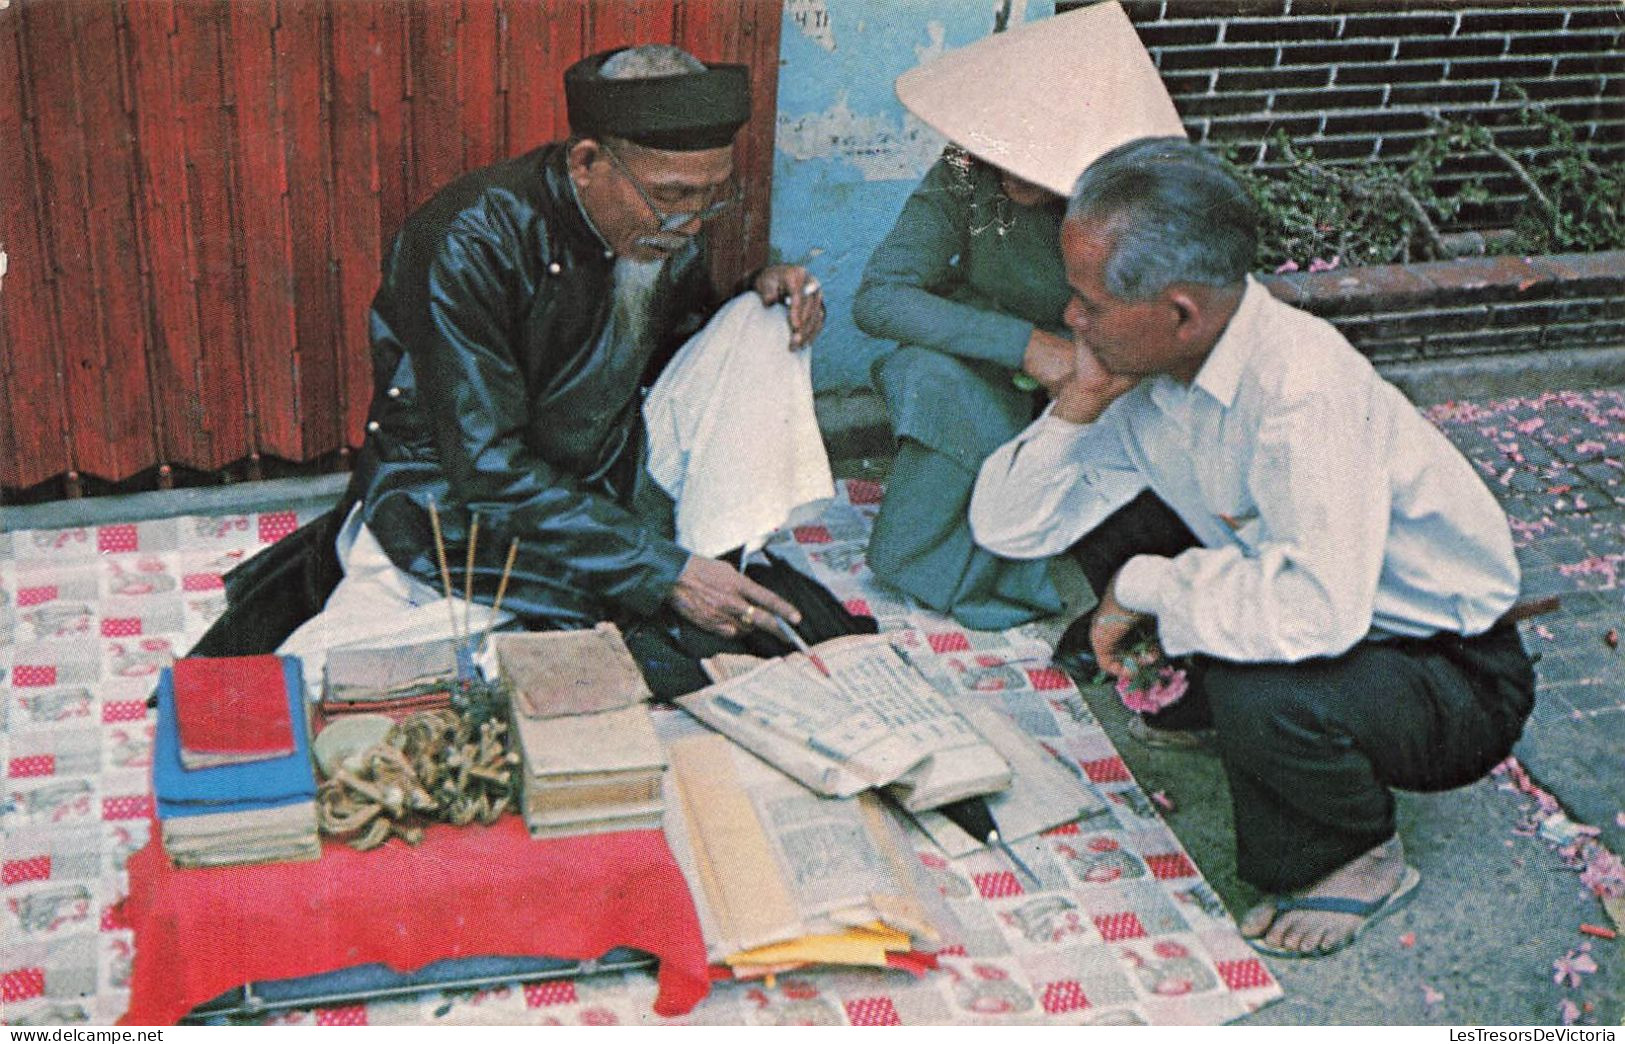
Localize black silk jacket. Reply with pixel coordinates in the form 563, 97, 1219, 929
350, 143, 718, 629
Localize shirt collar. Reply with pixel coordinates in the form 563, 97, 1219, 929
1189, 274, 1268, 409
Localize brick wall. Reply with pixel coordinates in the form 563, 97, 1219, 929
1060, 0, 1625, 231
1259, 249, 1625, 362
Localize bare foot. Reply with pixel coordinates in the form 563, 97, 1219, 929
1240, 837, 1408, 956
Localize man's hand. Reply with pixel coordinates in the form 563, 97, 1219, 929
668, 555, 803, 639
1089, 576, 1156, 680
753, 264, 825, 349
1053, 341, 1139, 425
1021, 329, 1076, 395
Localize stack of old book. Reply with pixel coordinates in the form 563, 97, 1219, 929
153, 654, 320, 867
494, 623, 665, 839
322, 637, 460, 717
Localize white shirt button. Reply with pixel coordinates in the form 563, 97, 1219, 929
387, 386, 402, 399
366, 420, 381, 434
547, 261, 561, 275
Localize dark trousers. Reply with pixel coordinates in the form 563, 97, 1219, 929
1150, 623, 1535, 893
1068, 492, 1537, 893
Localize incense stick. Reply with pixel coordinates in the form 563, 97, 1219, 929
426, 497, 461, 644
462, 512, 480, 641
478, 537, 521, 658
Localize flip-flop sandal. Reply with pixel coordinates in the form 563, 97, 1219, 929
1247, 864, 1422, 959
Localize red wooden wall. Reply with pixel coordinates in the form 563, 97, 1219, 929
0, 0, 783, 500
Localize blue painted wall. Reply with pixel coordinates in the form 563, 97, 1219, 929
771, 0, 1057, 393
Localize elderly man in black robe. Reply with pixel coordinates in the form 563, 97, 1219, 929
197, 45, 848, 696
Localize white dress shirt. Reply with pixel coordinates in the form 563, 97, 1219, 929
970, 276, 1520, 663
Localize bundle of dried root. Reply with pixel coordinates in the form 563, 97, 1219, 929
317, 708, 520, 851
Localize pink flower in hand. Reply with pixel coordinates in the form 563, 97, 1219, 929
1116, 664, 1190, 714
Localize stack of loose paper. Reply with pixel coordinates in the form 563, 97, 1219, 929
660, 720, 942, 977
322, 637, 460, 717
495, 623, 666, 838
680, 633, 1011, 812
154, 655, 320, 867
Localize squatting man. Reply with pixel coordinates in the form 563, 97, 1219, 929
971, 137, 1536, 958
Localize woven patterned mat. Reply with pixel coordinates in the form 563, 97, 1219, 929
1, 482, 1281, 1026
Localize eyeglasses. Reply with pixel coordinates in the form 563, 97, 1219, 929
601, 142, 743, 233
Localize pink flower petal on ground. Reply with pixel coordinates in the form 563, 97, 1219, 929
1559, 999, 1581, 1025
1517, 417, 1546, 434
1421, 984, 1444, 1005
1399, 932, 1416, 948
1553, 947, 1599, 988
1274, 259, 1300, 274
1579, 844, 1625, 899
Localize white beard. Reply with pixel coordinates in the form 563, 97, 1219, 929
611, 255, 666, 353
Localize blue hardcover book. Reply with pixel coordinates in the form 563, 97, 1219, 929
153, 656, 318, 819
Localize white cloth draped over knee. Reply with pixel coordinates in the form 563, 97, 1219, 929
643, 293, 834, 558
277, 505, 513, 690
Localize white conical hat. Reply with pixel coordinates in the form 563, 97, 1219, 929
896, 1, 1186, 197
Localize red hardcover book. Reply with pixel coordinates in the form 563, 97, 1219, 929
172, 655, 297, 769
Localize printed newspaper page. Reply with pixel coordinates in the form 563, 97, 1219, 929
678, 633, 1010, 810
661, 724, 938, 961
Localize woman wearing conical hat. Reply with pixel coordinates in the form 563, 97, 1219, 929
852, 2, 1195, 637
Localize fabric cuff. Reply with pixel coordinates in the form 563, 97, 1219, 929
1113, 553, 1175, 617
984, 316, 1037, 370
621, 542, 694, 618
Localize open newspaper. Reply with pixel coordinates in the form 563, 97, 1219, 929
678, 633, 1010, 812
659, 717, 942, 972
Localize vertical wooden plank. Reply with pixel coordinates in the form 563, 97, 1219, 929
548, 2, 588, 139
737, 0, 782, 279
128, 0, 207, 472
330, 0, 385, 448
370, 1, 409, 248
500, 0, 548, 154
630, 0, 680, 47
499, 0, 574, 155
585, 0, 639, 52
225, 0, 298, 460
0, 2, 72, 489
276, 0, 343, 455
172, 0, 253, 470
71, 3, 159, 481
409, 0, 464, 207
25, 0, 118, 482
676, 0, 782, 288
458, 0, 501, 168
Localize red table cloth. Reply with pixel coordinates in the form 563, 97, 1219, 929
118, 818, 709, 1024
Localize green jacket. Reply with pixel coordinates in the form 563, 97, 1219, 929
849, 152, 1074, 629
852, 152, 1070, 467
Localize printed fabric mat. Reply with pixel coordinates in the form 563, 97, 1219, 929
0, 480, 1282, 1026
